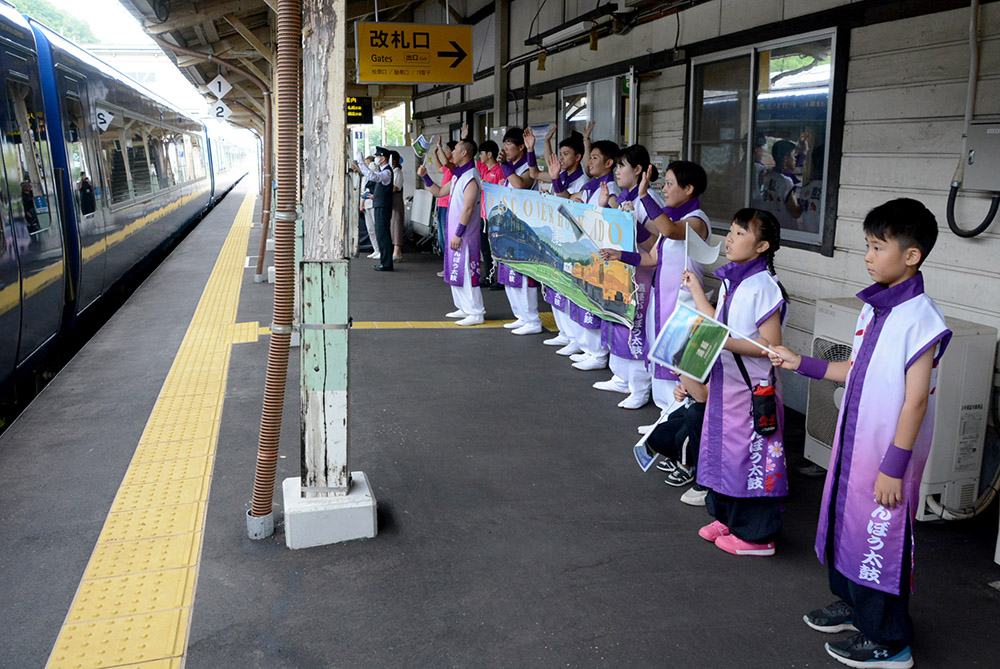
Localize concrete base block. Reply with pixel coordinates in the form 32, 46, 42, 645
267, 266, 275, 284
290, 330, 300, 348
266, 238, 275, 252
282, 472, 377, 549
254, 273, 266, 283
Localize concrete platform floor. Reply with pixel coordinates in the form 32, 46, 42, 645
1, 182, 999, 667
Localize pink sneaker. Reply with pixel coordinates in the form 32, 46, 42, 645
698, 521, 731, 542
715, 534, 775, 556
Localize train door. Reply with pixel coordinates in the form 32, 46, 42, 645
58, 71, 105, 312
2, 48, 65, 363
0, 82, 21, 381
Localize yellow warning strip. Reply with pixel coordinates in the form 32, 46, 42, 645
47, 191, 257, 669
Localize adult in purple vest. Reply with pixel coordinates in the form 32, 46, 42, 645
419, 138, 486, 326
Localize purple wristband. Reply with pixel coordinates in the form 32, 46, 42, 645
795, 355, 829, 381
641, 195, 664, 221
553, 175, 565, 193
879, 443, 912, 479
527, 151, 537, 168
500, 162, 515, 178
422, 174, 434, 187
455, 223, 468, 237
619, 251, 641, 266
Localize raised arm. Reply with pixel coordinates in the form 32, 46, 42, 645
582, 122, 595, 176
418, 164, 451, 198
681, 269, 715, 316
524, 128, 553, 183
770, 346, 850, 383
599, 242, 658, 268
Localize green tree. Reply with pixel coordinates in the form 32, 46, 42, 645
10, 0, 99, 44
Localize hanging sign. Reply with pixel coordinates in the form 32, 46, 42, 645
211, 100, 233, 120
208, 74, 232, 99
346, 96, 374, 124
355, 22, 473, 85
95, 108, 114, 132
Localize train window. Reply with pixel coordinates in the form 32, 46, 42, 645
96, 104, 132, 205
690, 31, 836, 249
5, 79, 53, 234
127, 130, 153, 197
62, 96, 99, 216
189, 136, 205, 180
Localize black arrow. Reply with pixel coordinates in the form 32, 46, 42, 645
437, 41, 467, 68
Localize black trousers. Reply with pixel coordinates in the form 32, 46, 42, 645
706, 490, 782, 543
480, 224, 493, 281
828, 545, 913, 646
373, 206, 393, 270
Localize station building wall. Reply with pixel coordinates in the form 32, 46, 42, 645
412, 1, 1000, 413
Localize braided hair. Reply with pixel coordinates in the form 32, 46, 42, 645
732, 208, 788, 302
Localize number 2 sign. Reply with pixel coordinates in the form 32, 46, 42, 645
212, 100, 233, 120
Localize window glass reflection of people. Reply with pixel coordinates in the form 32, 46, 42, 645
79, 173, 96, 215
21, 179, 40, 233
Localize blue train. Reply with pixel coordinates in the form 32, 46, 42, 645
0, 3, 247, 393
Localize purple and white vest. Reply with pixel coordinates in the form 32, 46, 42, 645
697, 257, 788, 499
816, 274, 950, 595
498, 157, 537, 288
444, 162, 483, 287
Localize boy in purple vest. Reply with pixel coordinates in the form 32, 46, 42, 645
771, 199, 951, 669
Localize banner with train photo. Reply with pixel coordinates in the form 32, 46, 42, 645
482, 183, 637, 328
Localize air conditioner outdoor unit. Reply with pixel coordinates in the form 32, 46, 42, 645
804, 297, 996, 521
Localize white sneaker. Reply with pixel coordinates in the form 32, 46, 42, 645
555, 343, 583, 356
637, 424, 654, 434
569, 353, 589, 362
445, 310, 467, 318
368, 251, 379, 258
572, 355, 608, 371
593, 377, 630, 394
543, 334, 570, 346
680, 486, 708, 507
618, 392, 650, 409
503, 319, 525, 329
436, 270, 445, 278
512, 323, 542, 335
456, 314, 484, 326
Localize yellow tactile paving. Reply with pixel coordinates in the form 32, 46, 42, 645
48, 191, 257, 668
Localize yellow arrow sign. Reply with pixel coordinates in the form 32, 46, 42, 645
355, 22, 473, 85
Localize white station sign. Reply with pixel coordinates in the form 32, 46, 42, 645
208, 74, 232, 99
211, 100, 233, 120
95, 108, 114, 132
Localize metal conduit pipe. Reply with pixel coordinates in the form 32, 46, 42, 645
149, 35, 274, 269
248, 0, 301, 530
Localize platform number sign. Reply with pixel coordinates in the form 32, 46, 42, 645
95, 108, 114, 132
208, 74, 232, 99
212, 100, 233, 120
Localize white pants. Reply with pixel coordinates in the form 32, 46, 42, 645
504, 283, 540, 327
609, 354, 651, 396
652, 377, 682, 413
576, 325, 606, 359
451, 247, 485, 315
552, 307, 573, 338
363, 206, 378, 255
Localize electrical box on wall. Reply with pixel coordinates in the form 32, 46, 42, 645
964, 122, 1000, 192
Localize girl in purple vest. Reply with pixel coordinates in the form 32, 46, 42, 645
599, 158, 712, 417
682, 208, 787, 557
770, 199, 949, 669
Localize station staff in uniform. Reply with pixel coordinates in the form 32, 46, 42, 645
354, 146, 396, 271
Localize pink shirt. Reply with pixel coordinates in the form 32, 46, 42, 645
437, 167, 453, 208
479, 162, 505, 218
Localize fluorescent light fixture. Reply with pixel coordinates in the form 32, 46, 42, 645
525, 3, 618, 48
540, 23, 590, 47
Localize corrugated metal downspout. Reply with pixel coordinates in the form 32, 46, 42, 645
249, 0, 301, 532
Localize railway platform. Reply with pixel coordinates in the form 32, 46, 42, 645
1, 182, 998, 668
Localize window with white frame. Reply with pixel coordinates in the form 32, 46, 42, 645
690, 31, 835, 248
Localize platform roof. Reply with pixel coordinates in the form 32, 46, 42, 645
117, 0, 426, 132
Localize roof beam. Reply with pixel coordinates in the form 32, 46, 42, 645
238, 56, 271, 89
224, 13, 274, 64
347, 0, 417, 21
145, 0, 260, 35
436, 0, 464, 24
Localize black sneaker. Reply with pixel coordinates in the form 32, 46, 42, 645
655, 458, 677, 473
803, 600, 858, 633
664, 466, 695, 487
825, 632, 913, 668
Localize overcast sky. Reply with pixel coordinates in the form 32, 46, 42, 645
46, 0, 153, 45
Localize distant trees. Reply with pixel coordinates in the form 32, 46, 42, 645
11, 0, 99, 44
